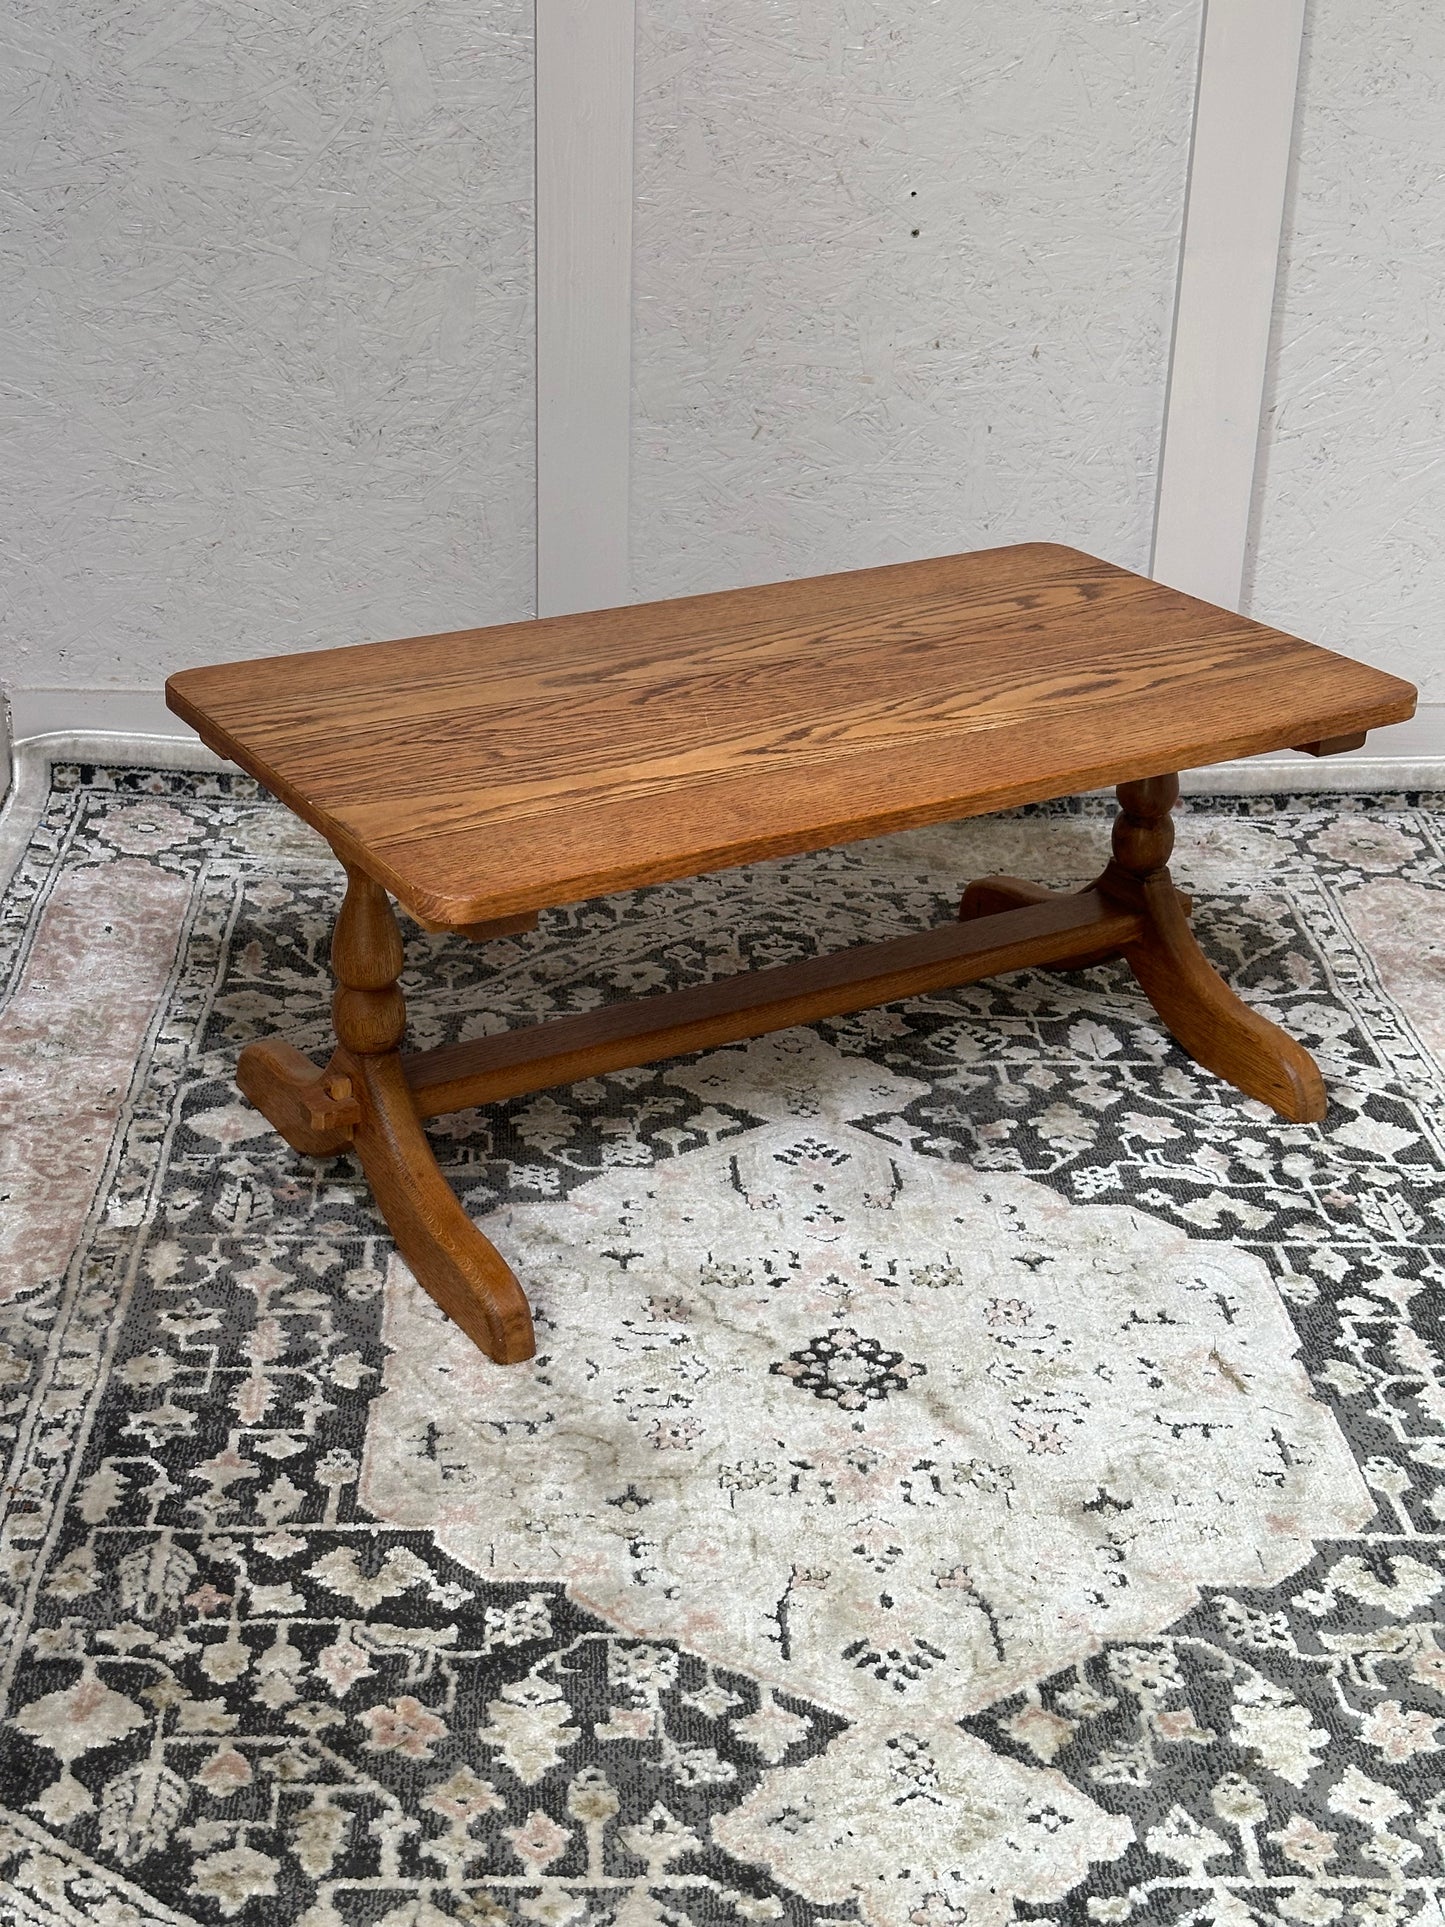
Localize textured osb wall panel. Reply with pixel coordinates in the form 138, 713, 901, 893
0, 1, 533, 692
1249, 0, 1445, 697
630, 0, 1202, 602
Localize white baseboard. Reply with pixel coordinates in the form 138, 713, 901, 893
6, 686, 202, 742
4, 699, 1444, 910
11, 685, 1443, 754
5, 714, 1444, 928
1181, 760, 1445, 794
12, 729, 228, 773
9, 689, 1441, 781
1179, 708, 1445, 794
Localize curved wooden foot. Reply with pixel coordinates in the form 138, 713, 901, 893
236, 1025, 533, 1361
237, 1039, 359, 1157
330, 867, 535, 1364
1118, 869, 1326, 1123
229, 864, 536, 1364
955, 789, 1326, 1122
347, 1048, 536, 1364
1104, 777, 1326, 1124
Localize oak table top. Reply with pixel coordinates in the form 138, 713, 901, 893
165, 542, 1415, 930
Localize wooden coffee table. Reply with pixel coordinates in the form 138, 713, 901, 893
167, 542, 1416, 1365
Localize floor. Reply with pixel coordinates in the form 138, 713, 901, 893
0, 762, 1442, 1927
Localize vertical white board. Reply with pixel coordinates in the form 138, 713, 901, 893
535, 0, 636, 617
630, 1, 1201, 606
1248, 0, 1445, 719
1152, 0, 1307, 610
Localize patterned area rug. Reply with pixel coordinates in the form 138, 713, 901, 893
1, 763, 1443, 1927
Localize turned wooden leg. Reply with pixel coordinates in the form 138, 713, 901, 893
239, 869, 536, 1363
1100, 775, 1326, 1123
329, 867, 536, 1363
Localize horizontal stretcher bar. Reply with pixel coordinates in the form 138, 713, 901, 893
401, 888, 1145, 1117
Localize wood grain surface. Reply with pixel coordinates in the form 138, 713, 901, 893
166, 542, 1416, 926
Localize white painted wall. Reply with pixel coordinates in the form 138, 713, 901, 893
629, 0, 1201, 601
0, 0, 535, 737
1247, 0, 1445, 718
4, 1, 1441, 775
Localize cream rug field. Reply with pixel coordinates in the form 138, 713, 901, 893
0, 762, 1442, 1927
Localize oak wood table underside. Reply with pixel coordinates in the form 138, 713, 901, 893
166, 543, 1419, 1365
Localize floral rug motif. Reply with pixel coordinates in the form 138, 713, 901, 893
0, 765, 1443, 1927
